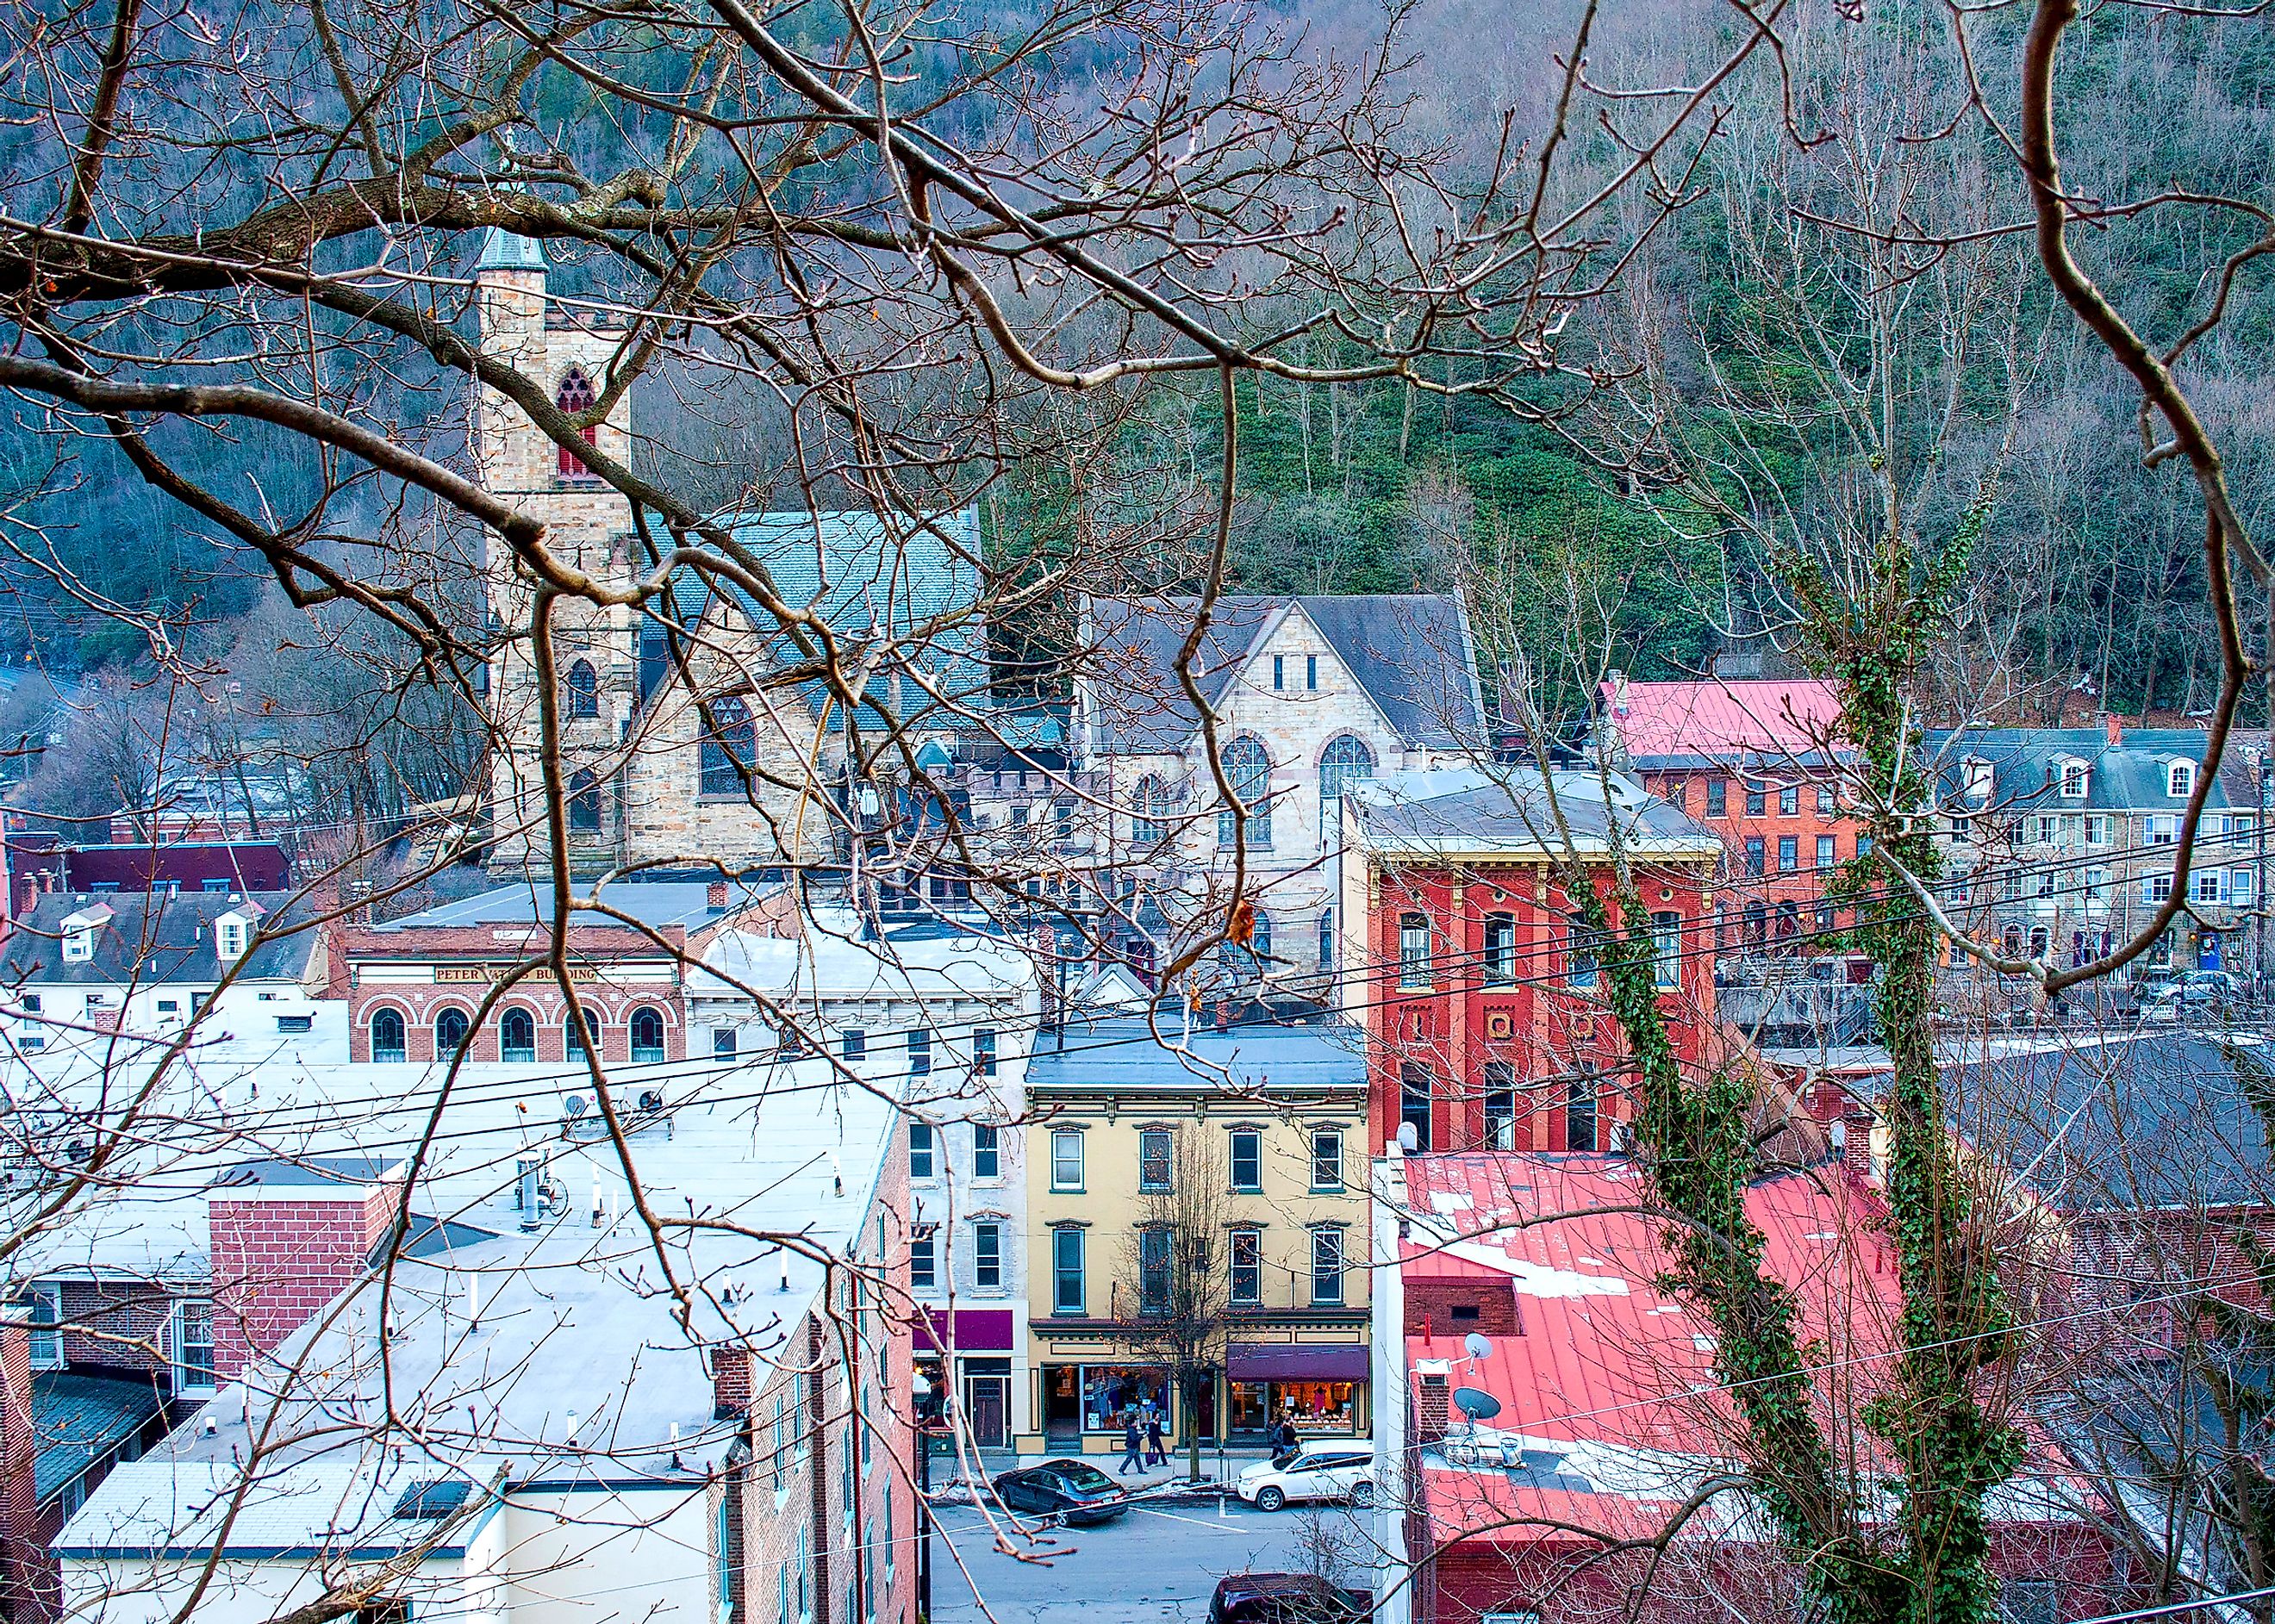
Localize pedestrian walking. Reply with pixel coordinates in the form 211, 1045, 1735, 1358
1119, 1415, 1144, 1475
1144, 1413, 1166, 1466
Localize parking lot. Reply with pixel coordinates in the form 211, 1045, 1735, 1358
927, 1492, 1380, 1624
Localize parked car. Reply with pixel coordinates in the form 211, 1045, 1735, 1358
1208, 1574, 1371, 1624
2140, 979, 2232, 1024
1234, 1446, 1376, 1511
989, 1459, 1131, 1525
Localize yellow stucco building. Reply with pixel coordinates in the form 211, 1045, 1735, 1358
1016, 1011, 1373, 1456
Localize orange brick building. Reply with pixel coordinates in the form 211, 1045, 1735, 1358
1600, 676, 1862, 956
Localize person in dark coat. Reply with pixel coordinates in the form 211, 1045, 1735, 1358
1144, 1412, 1167, 1465
1119, 1415, 1145, 1474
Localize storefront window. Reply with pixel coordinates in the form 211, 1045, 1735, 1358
1081, 1366, 1170, 1432
1229, 1380, 1362, 1437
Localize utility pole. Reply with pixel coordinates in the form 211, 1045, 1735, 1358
2259, 756, 2271, 1003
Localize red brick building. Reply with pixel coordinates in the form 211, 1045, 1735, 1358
1599, 676, 1861, 955
336, 879, 757, 1064
1337, 768, 1721, 1155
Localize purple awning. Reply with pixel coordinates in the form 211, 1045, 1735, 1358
1227, 1342, 1369, 1382
916, 1308, 1016, 1353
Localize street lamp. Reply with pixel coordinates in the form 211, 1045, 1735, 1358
911, 1369, 933, 1620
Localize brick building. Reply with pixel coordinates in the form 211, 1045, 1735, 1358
335, 878, 763, 1065
1599, 676, 1861, 958
1370, 1150, 2127, 1624
1337, 768, 1720, 1156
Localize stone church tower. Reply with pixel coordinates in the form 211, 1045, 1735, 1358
471, 232, 902, 877
473, 227, 652, 873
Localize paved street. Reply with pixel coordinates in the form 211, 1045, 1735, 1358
927, 1491, 1377, 1624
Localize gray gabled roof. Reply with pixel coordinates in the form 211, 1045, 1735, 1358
1084, 594, 1485, 755
1922, 726, 2250, 813
2, 891, 319, 986
1942, 1031, 2272, 1211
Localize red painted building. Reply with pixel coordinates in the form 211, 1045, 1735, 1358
1337, 769, 1722, 1155
1599, 676, 1862, 955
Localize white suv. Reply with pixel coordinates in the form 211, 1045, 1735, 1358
1235, 1447, 1376, 1511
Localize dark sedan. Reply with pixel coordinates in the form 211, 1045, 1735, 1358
988, 1459, 1131, 1526
1208, 1573, 1372, 1623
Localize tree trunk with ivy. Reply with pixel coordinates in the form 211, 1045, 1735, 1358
1801, 507, 2025, 1624
1560, 507, 2021, 1624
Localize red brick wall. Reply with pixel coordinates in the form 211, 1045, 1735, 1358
0, 1319, 51, 1624
54, 1281, 171, 1376
207, 1181, 402, 1380
1404, 1278, 1519, 1339
340, 922, 689, 1065
1642, 768, 1863, 954
1360, 856, 1714, 1154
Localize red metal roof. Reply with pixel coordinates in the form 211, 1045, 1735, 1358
1602, 678, 1845, 762
1398, 1153, 2085, 1546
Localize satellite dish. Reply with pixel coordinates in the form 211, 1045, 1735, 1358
1451, 1386, 1502, 1425
564, 1093, 589, 1119
1463, 1333, 1494, 1363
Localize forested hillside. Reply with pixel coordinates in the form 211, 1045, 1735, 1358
1, 0, 2268, 823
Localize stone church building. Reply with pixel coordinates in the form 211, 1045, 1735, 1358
471, 229, 984, 876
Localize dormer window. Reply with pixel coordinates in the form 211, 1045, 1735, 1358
213, 904, 260, 964
2059, 761, 2087, 800
59, 905, 109, 963
2169, 761, 2195, 800
1962, 757, 1993, 806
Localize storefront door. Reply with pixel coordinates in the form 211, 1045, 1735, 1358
963, 1368, 1009, 1448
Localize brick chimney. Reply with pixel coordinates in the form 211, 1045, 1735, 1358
206, 1162, 405, 1382
2106, 712, 2122, 746
711, 1345, 752, 1419
0, 1312, 47, 1624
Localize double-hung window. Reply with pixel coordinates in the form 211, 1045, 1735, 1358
1230, 1229, 1262, 1306
974, 1223, 1002, 1288
1052, 1228, 1084, 1315
1310, 1228, 1344, 1306
1051, 1129, 1083, 1191
1138, 1129, 1173, 1192
907, 1122, 935, 1179
972, 1123, 1000, 1180
1229, 1129, 1262, 1192
1310, 1129, 1343, 1192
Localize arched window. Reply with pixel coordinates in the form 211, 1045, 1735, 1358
556, 368, 600, 478
1318, 736, 1375, 834
1131, 775, 1170, 848
1222, 912, 1272, 980
700, 696, 756, 798
565, 659, 600, 719
565, 1008, 598, 1061
370, 1006, 407, 1064
501, 1007, 537, 1063
1217, 737, 1272, 849
629, 1005, 666, 1063
569, 769, 602, 835
433, 1007, 470, 1056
